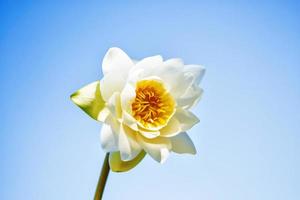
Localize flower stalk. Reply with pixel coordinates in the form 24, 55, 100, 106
94, 153, 110, 200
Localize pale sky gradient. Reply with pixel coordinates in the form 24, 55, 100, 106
0, 1, 299, 200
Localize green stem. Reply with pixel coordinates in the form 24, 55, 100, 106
94, 153, 110, 200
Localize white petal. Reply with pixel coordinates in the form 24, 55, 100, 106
175, 108, 200, 131
122, 111, 138, 131
164, 58, 184, 67
171, 132, 196, 154
70, 81, 106, 121
106, 92, 122, 119
109, 151, 146, 172
102, 47, 134, 75
166, 64, 205, 99
169, 65, 204, 99
128, 55, 163, 83
124, 125, 142, 159
137, 135, 171, 163
130, 59, 184, 96
118, 124, 142, 161
159, 58, 185, 91
159, 116, 182, 137
100, 72, 126, 101
139, 128, 160, 139
104, 114, 121, 135
183, 65, 206, 85
118, 126, 132, 161
177, 85, 203, 109
157, 65, 183, 92
173, 65, 205, 108
97, 107, 110, 122
100, 124, 118, 152
134, 55, 163, 69
120, 83, 136, 115
119, 84, 139, 131
159, 148, 170, 164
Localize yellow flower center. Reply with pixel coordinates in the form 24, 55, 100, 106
132, 79, 175, 129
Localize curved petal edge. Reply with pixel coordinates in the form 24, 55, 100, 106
109, 151, 146, 172
70, 81, 106, 121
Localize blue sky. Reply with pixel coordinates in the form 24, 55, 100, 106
0, 1, 299, 199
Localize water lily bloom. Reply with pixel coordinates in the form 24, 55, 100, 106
71, 47, 205, 172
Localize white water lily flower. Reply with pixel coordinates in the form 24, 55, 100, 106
71, 47, 205, 172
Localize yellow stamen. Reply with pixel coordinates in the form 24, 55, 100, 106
131, 79, 175, 129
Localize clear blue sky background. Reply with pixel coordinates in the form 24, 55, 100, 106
0, 1, 299, 199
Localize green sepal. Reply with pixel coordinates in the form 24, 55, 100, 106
70, 81, 106, 120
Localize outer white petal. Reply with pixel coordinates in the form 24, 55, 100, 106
157, 66, 183, 92
100, 72, 126, 101
169, 65, 205, 99
128, 55, 163, 83
183, 65, 206, 85
118, 126, 132, 161
120, 83, 136, 115
127, 58, 188, 99
174, 65, 205, 108
102, 47, 134, 75
122, 111, 138, 131
97, 107, 110, 122
134, 55, 163, 70
175, 108, 200, 131
164, 58, 184, 67
120, 83, 139, 131
137, 134, 171, 163
177, 85, 203, 109
100, 124, 118, 152
154, 64, 205, 100
139, 128, 160, 139
104, 114, 121, 136
70, 81, 107, 121
159, 116, 182, 137
171, 132, 196, 154
118, 124, 142, 161
106, 92, 122, 119
109, 151, 146, 172
124, 125, 142, 159
159, 58, 185, 92
129, 59, 183, 92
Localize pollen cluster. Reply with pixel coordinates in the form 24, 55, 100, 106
132, 79, 175, 129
